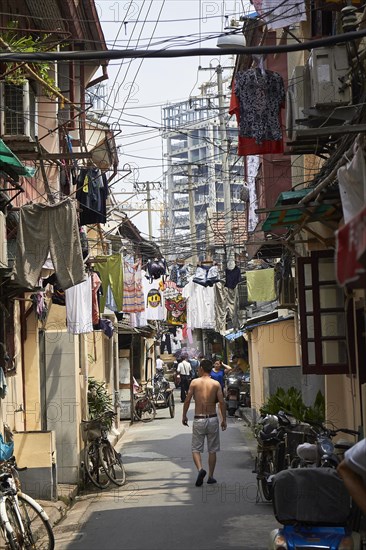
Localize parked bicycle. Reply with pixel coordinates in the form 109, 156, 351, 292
82, 410, 126, 489
253, 411, 315, 501
133, 383, 157, 423
0, 425, 54, 549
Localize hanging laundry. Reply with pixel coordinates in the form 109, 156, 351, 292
337, 139, 366, 223
76, 168, 109, 225
42, 273, 65, 306
0, 367, 7, 399
79, 227, 90, 259
145, 258, 167, 283
169, 263, 189, 287
234, 69, 285, 145
60, 161, 71, 196
91, 271, 101, 325
123, 257, 145, 313
165, 294, 187, 325
225, 266, 242, 289
182, 278, 215, 330
65, 275, 93, 334
193, 264, 220, 287
94, 254, 124, 313
160, 333, 172, 354
246, 268, 276, 302
98, 318, 114, 338
229, 85, 284, 156
14, 198, 85, 291
252, 0, 306, 30
142, 274, 166, 321
30, 291, 48, 322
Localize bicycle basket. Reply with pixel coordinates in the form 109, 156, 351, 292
81, 419, 104, 442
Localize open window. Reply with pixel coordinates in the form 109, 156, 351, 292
297, 250, 356, 375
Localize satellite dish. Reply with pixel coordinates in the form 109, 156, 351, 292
217, 33, 246, 49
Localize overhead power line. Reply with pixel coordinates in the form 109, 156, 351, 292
2, 28, 366, 61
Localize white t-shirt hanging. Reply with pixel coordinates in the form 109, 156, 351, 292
142, 272, 166, 321
182, 277, 215, 330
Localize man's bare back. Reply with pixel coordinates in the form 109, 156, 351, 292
188, 376, 222, 415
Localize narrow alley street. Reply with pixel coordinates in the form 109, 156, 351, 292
54, 391, 277, 550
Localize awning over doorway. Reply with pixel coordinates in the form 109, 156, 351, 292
262, 189, 337, 232
0, 139, 36, 179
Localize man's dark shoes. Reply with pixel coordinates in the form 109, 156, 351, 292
195, 469, 207, 487
207, 477, 217, 484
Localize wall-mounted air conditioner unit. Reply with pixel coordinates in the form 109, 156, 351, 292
0, 81, 36, 138
306, 45, 351, 108
286, 65, 308, 141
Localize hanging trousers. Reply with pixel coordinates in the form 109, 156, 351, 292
15, 198, 85, 290
94, 254, 124, 313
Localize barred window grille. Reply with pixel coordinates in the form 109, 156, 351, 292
4, 84, 24, 135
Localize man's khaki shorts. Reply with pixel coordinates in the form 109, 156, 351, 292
192, 417, 220, 453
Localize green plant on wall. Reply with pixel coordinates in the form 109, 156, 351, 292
87, 378, 114, 429
260, 386, 325, 424
1, 21, 60, 96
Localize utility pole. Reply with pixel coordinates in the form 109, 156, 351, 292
187, 163, 198, 266
216, 65, 235, 270
131, 181, 161, 240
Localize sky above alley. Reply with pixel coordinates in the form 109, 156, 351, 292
96, 0, 252, 239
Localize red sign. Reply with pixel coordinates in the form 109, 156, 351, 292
336, 205, 366, 286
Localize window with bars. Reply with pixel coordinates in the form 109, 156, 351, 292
297, 250, 356, 375
2, 81, 36, 137
4, 83, 25, 135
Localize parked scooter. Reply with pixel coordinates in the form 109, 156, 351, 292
296, 425, 359, 469
268, 467, 361, 549
225, 371, 250, 416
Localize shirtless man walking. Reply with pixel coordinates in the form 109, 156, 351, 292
182, 358, 227, 486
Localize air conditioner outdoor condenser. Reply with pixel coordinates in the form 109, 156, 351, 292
307, 45, 351, 108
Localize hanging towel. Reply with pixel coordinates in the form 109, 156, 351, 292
65, 276, 93, 334
246, 268, 276, 302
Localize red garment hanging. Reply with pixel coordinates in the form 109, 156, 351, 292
229, 85, 284, 156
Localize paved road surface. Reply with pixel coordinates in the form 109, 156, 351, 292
54, 391, 277, 549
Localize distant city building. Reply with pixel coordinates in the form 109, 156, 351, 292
161, 81, 245, 262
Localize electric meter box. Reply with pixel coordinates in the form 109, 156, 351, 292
307, 45, 351, 107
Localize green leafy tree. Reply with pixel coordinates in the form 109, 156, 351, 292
1, 22, 60, 96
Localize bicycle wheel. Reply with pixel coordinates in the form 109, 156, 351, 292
3, 498, 22, 550
84, 440, 111, 489
99, 443, 126, 487
260, 452, 274, 502
134, 397, 156, 423
17, 493, 54, 550
168, 392, 175, 418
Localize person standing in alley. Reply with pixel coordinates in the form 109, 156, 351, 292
182, 359, 227, 486
156, 355, 164, 372
177, 355, 192, 402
